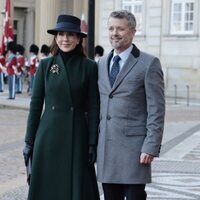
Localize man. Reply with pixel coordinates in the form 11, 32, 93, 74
28, 44, 39, 95
96, 10, 165, 200
40, 44, 50, 59
95, 45, 104, 62
16, 44, 25, 93
0, 48, 6, 92
6, 41, 17, 99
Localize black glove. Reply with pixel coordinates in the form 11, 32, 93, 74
23, 143, 33, 186
23, 143, 33, 166
88, 145, 97, 165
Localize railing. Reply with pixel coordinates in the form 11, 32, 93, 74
166, 85, 200, 106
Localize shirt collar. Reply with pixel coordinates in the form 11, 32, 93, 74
113, 45, 133, 62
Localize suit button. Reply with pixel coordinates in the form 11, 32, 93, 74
109, 94, 113, 98
107, 115, 111, 120
70, 106, 74, 111
52, 106, 55, 110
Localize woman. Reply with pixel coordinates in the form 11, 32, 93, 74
23, 14, 100, 200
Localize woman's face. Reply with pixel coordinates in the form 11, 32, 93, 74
55, 32, 80, 52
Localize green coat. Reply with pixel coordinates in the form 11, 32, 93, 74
25, 53, 100, 200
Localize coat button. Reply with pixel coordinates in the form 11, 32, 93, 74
109, 94, 113, 98
52, 106, 55, 110
70, 106, 74, 111
107, 115, 111, 120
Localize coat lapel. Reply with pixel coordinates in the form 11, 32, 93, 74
101, 52, 113, 90
113, 55, 138, 89
54, 54, 73, 105
100, 44, 140, 91
111, 44, 140, 91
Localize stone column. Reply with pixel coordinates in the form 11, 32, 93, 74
73, 0, 87, 18
35, 0, 62, 48
24, 8, 35, 56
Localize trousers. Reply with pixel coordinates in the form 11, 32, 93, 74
102, 183, 147, 200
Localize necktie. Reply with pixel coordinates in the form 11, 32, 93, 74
109, 55, 121, 87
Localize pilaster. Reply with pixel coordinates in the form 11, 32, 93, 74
35, 0, 62, 48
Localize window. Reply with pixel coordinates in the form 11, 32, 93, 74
122, 0, 144, 35
170, 0, 194, 34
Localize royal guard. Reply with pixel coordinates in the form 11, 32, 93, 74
40, 44, 50, 60
28, 44, 39, 95
6, 41, 17, 99
0, 48, 6, 92
16, 44, 25, 93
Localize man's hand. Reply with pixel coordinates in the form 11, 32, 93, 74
140, 152, 154, 164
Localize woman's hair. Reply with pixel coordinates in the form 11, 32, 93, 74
109, 10, 137, 31
50, 34, 86, 56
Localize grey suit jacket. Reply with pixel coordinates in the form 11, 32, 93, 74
97, 44, 165, 184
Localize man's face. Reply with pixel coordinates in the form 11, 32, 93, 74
108, 17, 135, 54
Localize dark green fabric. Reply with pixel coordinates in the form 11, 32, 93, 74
25, 53, 100, 200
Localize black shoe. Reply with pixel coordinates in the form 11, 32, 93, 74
7, 97, 15, 100
0, 90, 3, 92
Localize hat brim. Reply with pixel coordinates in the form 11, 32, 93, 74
47, 28, 87, 38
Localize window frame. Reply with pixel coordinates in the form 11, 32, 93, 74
170, 0, 195, 35
122, 0, 145, 35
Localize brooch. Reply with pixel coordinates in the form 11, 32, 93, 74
50, 64, 60, 74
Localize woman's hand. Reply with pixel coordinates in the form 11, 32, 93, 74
88, 145, 97, 165
23, 143, 33, 166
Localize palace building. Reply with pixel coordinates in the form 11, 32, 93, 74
0, 0, 200, 101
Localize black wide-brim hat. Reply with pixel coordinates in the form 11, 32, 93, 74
47, 14, 87, 38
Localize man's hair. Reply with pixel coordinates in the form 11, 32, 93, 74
109, 10, 136, 30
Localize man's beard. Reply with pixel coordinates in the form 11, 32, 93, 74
110, 40, 121, 49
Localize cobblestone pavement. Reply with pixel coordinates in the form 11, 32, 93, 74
0, 108, 28, 199
0, 91, 200, 199
146, 105, 200, 200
